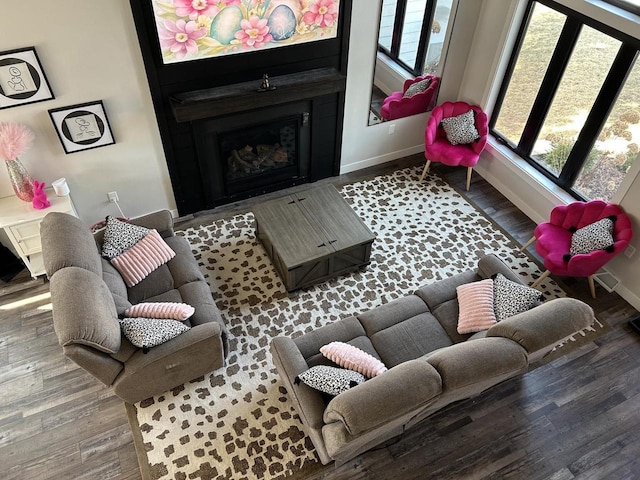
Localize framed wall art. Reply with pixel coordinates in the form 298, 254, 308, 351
151, 0, 341, 64
48, 100, 115, 154
0, 47, 55, 110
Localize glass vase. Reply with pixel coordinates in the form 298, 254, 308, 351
5, 157, 34, 202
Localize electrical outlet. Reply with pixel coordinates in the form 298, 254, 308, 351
624, 245, 636, 259
108, 191, 119, 203
388, 124, 396, 135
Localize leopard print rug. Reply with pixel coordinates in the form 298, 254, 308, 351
127, 167, 598, 480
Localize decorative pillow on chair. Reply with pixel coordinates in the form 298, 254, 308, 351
404, 78, 432, 98
569, 217, 615, 256
125, 302, 195, 321
295, 365, 365, 396
101, 216, 150, 259
440, 109, 480, 145
493, 273, 543, 321
320, 341, 387, 377
110, 230, 176, 287
119, 317, 190, 351
456, 279, 497, 334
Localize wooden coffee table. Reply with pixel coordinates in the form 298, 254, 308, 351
253, 185, 375, 292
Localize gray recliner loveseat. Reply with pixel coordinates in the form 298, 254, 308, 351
41, 210, 228, 403
271, 254, 595, 465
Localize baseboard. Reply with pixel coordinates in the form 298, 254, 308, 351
611, 282, 640, 312
340, 145, 424, 174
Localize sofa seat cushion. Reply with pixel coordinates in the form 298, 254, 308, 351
358, 295, 453, 367
323, 357, 442, 436
101, 259, 131, 316
426, 337, 528, 394
126, 235, 204, 304
430, 299, 473, 344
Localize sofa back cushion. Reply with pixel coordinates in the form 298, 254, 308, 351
50, 267, 121, 354
41, 212, 102, 277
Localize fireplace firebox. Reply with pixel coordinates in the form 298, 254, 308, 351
194, 101, 311, 205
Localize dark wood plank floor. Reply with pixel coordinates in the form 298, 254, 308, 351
1, 155, 638, 479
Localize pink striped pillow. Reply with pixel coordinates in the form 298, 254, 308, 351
124, 302, 195, 321
456, 279, 497, 334
320, 342, 387, 378
110, 230, 175, 287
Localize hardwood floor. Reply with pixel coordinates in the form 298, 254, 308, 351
1, 155, 638, 479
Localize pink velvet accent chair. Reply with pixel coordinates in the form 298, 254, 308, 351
421, 101, 488, 190
380, 75, 439, 121
522, 200, 633, 298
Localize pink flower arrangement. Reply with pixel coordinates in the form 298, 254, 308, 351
235, 16, 273, 49
0, 122, 34, 161
303, 0, 337, 28
158, 19, 207, 59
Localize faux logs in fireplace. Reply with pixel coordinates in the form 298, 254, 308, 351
193, 101, 310, 205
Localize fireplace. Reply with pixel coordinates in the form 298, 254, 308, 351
130, 1, 353, 215
194, 101, 311, 205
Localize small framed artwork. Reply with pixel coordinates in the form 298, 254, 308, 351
49, 100, 115, 154
0, 47, 54, 110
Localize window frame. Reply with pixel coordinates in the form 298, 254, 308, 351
490, 0, 640, 200
378, 0, 438, 77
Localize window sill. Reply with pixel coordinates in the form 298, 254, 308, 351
480, 136, 576, 220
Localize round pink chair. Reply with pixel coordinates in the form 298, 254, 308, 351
380, 75, 439, 121
522, 200, 633, 298
421, 101, 488, 190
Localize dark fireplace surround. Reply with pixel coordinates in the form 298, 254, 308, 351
129, 1, 353, 216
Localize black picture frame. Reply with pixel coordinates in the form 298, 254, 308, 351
0, 46, 54, 110
48, 100, 116, 154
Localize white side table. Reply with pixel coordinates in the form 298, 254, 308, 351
0, 189, 77, 278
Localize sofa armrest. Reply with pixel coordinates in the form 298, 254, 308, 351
477, 253, 523, 284
486, 297, 594, 362
323, 358, 442, 436
270, 337, 327, 430
129, 210, 175, 237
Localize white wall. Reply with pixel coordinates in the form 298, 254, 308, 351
0, 0, 173, 222
340, 0, 481, 174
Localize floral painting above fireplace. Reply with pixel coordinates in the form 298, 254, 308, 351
152, 0, 340, 64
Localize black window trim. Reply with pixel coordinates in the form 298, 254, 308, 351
378, 0, 438, 77
490, 0, 640, 200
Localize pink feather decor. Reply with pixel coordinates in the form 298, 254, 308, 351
0, 122, 35, 161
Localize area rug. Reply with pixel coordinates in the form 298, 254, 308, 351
126, 167, 605, 480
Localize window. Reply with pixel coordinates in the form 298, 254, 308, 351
491, 0, 640, 202
378, 0, 454, 76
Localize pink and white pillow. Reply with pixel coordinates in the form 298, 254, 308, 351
124, 302, 194, 321
320, 341, 387, 378
456, 279, 497, 334
110, 230, 175, 287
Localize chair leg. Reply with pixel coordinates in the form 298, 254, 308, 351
520, 235, 536, 252
588, 275, 597, 299
466, 167, 473, 191
420, 160, 432, 181
531, 270, 551, 289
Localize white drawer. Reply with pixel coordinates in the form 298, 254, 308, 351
9, 220, 42, 256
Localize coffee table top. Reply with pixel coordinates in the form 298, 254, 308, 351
253, 185, 375, 268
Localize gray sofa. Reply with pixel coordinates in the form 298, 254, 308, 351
41, 210, 228, 403
271, 254, 594, 465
